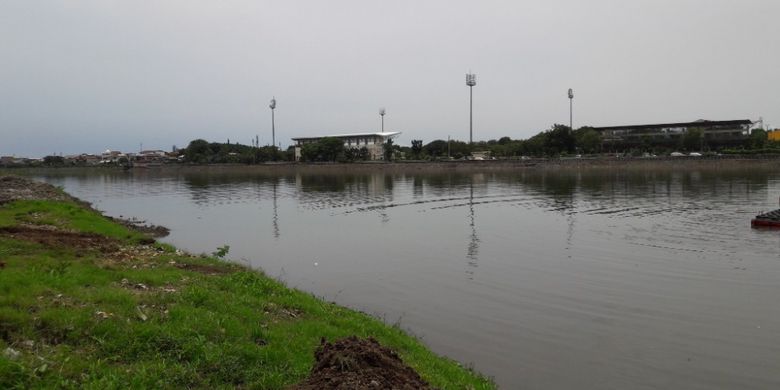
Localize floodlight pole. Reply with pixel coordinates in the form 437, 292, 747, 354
466, 73, 477, 144
568, 88, 574, 133
269, 97, 277, 149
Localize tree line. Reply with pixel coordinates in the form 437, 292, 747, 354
176, 124, 777, 165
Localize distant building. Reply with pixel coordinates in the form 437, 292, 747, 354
64, 154, 101, 166
768, 129, 780, 142
101, 150, 126, 164
291, 132, 401, 161
593, 119, 753, 149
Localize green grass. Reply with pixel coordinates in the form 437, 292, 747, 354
0, 200, 494, 389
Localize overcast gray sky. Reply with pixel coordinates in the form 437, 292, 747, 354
1, 0, 778, 157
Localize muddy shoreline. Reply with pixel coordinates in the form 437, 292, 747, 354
0, 175, 169, 238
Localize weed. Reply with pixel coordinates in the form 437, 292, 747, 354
211, 245, 230, 259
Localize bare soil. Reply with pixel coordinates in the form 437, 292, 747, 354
173, 262, 233, 275
0, 226, 119, 253
289, 336, 434, 390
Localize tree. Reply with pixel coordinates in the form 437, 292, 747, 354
383, 138, 395, 161
423, 140, 448, 158
577, 129, 602, 154
43, 155, 65, 166
750, 128, 767, 149
681, 128, 704, 151
300, 137, 344, 162
411, 139, 423, 159
544, 124, 576, 155
184, 139, 211, 163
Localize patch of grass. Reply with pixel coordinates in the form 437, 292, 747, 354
0, 199, 494, 389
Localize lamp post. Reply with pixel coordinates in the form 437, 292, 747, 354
269, 97, 277, 148
466, 73, 477, 144
379, 107, 386, 132
568, 88, 574, 133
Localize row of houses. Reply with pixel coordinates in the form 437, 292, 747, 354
0, 149, 180, 167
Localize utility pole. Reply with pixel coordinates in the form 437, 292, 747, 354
466, 73, 477, 144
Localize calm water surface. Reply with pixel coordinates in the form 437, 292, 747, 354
28, 167, 780, 389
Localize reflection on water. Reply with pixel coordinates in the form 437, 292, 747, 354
466, 180, 480, 278
24, 166, 780, 389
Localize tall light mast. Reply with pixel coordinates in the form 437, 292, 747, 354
269, 97, 277, 148
568, 88, 574, 133
466, 73, 477, 144
379, 107, 386, 132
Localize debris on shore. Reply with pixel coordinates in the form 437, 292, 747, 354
0, 175, 80, 204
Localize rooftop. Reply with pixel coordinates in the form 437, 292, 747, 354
291, 131, 401, 141
592, 119, 752, 131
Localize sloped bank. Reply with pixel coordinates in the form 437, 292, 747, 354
0, 176, 493, 389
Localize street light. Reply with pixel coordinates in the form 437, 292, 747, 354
568, 88, 574, 133
466, 73, 477, 144
269, 97, 277, 148
379, 107, 386, 132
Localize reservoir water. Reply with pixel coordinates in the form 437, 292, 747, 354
26, 166, 780, 389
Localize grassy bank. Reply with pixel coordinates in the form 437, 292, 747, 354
0, 197, 493, 388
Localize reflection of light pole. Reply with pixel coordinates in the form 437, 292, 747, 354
466, 178, 479, 279
466, 73, 477, 143
379, 107, 386, 132
568, 88, 574, 133
269, 97, 277, 148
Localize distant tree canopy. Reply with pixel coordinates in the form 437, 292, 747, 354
43, 155, 65, 166
383, 138, 395, 161
300, 137, 345, 162
750, 128, 768, 149
681, 128, 704, 151
182, 139, 287, 164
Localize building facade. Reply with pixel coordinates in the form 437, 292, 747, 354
593, 119, 753, 149
292, 132, 401, 161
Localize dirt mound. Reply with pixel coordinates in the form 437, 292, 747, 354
0, 226, 119, 253
0, 176, 80, 204
290, 336, 434, 390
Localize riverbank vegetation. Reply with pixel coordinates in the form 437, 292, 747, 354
0, 180, 493, 389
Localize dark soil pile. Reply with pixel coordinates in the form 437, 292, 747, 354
290, 336, 434, 390
0, 176, 80, 204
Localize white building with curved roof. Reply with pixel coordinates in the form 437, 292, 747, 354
292, 131, 401, 161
